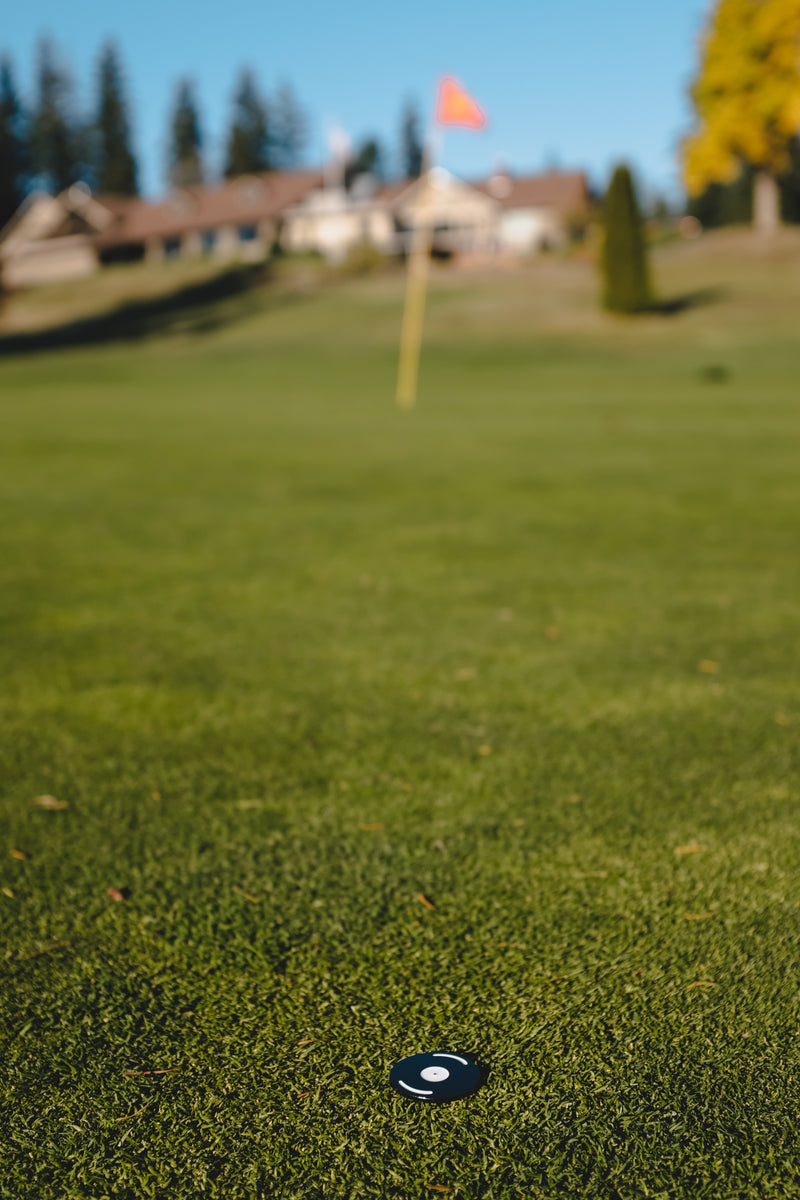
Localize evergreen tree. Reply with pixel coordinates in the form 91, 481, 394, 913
683, 0, 800, 232
224, 68, 270, 178
93, 42, 138, 195
399, 102, 424, 179
601, 164, 652, 314
167, 79, 203, 188
269, 82, 307, 168
0, 56, 28, 228
357, 137, 385, 178
344, 136, 386, 189
30, 38, 81, 193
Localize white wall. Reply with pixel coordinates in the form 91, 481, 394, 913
497, 208, 563, 253
1, 237, 98, 287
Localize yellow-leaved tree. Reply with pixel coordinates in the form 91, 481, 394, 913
683, 0, 800, 232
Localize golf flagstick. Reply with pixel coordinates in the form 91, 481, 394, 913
395, 138, 438, 410
395, 77, 487, 411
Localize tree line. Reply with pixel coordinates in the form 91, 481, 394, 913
0, 37, 427, 229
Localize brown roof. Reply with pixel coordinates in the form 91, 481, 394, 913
94, 170, 324, 246
92, 193, 140, 218
374, 169, 591, 216
472, 170, 590, 213
374, 179, 417, 204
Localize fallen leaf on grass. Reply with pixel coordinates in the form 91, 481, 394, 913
2, 887, 13, 898
686, 980, 717, 989
699, 659, 719, 675
115, 1106, 145, 1123
10, 849, 26, 860
122, 1068, 178, 1076
24, 940, 70, 959
675, 844, 705, 855
427, 1186, 451, 1193
296, 1091, 312, 1098
544, 626, 560, 641
233, 886, 260, 903
295, 1039, 315, 1047
417, 893, 435, 910
359, 822, 384, 831
31, 795, 68, 810
682, 912, 714, 920
107, 887, 125, 902
478, 744, 492, 756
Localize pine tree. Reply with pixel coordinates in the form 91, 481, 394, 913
344, 136, 386, 189
399, 102, 424, 179
30, 38, 80, 193
683, 0, 800, 233
93, 42, 138, 195
269, 82, 307, 169
601, 164, 652, 314
0, 56, 28, 228
224, 68, 270, 178
167, 79, 203, 188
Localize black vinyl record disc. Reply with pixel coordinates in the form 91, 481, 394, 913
389, 1051, 482, 1103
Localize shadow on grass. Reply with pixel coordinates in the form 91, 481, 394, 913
647, 286, 728, 315
0, 262, 270, 357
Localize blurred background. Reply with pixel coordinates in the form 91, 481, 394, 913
2, 0, 800, 309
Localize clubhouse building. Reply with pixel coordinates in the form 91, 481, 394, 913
0, 166, 592, 288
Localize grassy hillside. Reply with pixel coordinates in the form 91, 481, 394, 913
1, 234, 799, 1199
0, 256, 234, 333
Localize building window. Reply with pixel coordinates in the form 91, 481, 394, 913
200, 229, 217, 254
238, 223, 258, 243
163, 236, 181, 258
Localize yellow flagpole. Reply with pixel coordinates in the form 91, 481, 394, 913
396, 130, 441, 409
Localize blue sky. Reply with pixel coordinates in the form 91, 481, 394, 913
3, 0, 710, 200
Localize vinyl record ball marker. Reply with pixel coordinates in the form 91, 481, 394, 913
389, 1051, 482, 1103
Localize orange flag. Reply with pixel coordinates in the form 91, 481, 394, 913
435, 76, 487, 129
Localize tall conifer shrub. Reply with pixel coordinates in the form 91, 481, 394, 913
601, 164, 652, 314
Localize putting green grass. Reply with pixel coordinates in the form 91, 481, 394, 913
2, 237, 800, 1198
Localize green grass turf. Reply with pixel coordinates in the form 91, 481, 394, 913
1, 237, 800, 1198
